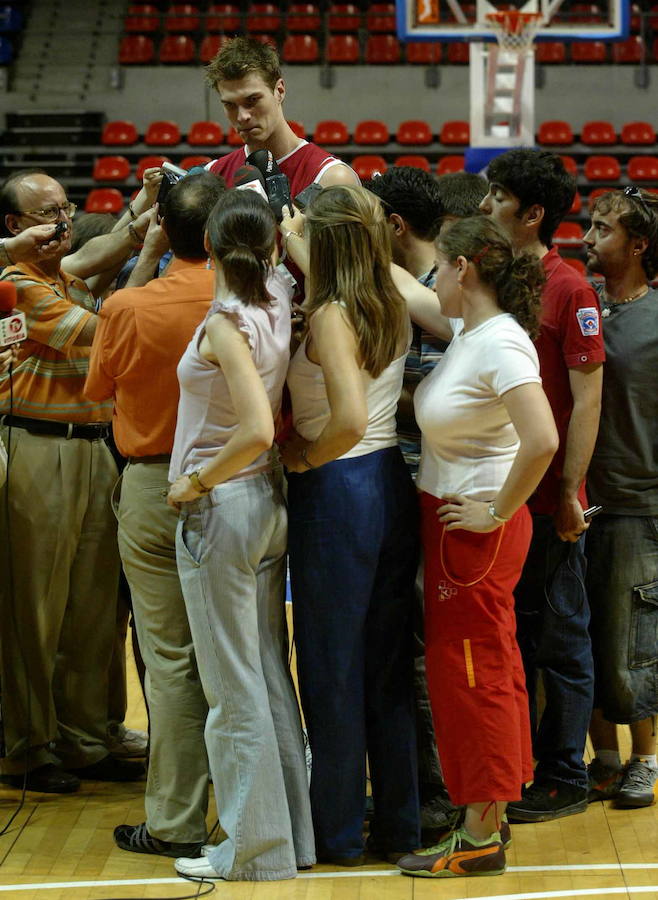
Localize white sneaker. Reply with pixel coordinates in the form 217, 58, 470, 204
175, 855, 222, 878
201, 843, 217, 857
107, 725, 148, 759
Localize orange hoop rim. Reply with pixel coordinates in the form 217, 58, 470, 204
485, 9, 543, 34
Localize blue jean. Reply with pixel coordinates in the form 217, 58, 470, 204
514, 515, 594, 790
176, 473, 315, 880
288, 447, 420, 858
586, 514, 658, 724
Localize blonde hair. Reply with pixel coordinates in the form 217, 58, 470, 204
305, 185, 407, 378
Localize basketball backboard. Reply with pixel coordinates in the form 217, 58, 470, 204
396, 0, 629, 41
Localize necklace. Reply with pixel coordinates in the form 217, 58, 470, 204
601, 284, 649, 317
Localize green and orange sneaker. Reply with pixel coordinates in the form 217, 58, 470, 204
397, 827, 506, 878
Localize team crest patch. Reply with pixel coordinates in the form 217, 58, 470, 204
576, 307, 600, 336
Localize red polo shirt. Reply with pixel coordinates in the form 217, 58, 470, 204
529, 248, 606, 516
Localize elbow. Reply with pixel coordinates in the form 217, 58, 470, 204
250, 421, 275, 455
537, 427, 560, 465
341, 412, 368, 446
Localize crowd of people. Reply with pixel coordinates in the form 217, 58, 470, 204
0, 36, 656, 883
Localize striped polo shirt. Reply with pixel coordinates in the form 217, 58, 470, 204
0, 263, 112, 424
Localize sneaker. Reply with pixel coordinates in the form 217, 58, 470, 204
397, 827, 506, 878
426, 810, 512, 851
587, 758, 624, 802
421, 793, 460, 831
615, 759, 658, 809
175, 856, 222, 879
114, 822, 204, 858
107, 725, 149, 759
506, 781, 587, 823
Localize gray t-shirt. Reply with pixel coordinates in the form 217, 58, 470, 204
588, 287, 658, 515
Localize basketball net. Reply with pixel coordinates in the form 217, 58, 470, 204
485, 10, 543, 53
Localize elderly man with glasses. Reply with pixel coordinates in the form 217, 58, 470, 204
0, 170, 149, 793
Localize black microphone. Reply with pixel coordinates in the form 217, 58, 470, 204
246, 149, 291, 222
0, 281, 27, 346
234, 164, 270, 204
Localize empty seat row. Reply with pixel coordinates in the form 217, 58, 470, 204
536, 36, 647, 64
538, 119, 657, 146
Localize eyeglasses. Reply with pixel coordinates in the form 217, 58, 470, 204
17, 202, 77, 222
623, 186, 651, 215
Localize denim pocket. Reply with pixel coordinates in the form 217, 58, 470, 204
629, 580, 658, 669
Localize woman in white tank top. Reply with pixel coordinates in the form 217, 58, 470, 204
280, 185, 421, 865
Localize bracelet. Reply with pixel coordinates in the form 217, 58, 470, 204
488, 502, 510, 524
0, 238, 13, 267
282, 230, 302, 253
128, 223, 142, 246
188, 470, 212, 494
300, 446, 314, 469
128, 202, 138, 221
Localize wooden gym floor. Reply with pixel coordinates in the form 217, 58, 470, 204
1, 610, 657, 900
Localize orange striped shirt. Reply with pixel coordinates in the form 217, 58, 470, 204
0, 263, 112, 424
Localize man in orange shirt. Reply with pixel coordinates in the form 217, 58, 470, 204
86, 171, 225, 858
0, 172, 147, 792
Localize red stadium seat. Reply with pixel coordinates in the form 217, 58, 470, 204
405, 41, 442, 64
584, 155, 621, 181
612, 36, 645, 63
326, 34, 360, 63
351, 155, 388, 179
124, 4, 159, 32
136, 155, 171, 181
313, 120, 350, 144
288, 120, 306, 139
569, 193, 583, 215
588, 186, 613, 203
627, 155, 658, 181
437, 155, 465, 175
250, 33, 278, 49
145, 120, 181, 146
396, 120, 433, 145
206, 3, 241, 31
395, 155, 431, 171
440, 120, 470, 145
537, 119, 574, 145
621, 121, 657, 145
535, 41, 566, 64
553, 222, 584, 245
581, 120, 617, 145
93, 155, 131, 182
200, 34, 230, 62
562, 256, 587, 275
367, 3, 396, 32
159, 35, 195, 63
287, 4, 321, 32
165, 4, 201, 31
366, 35, 401, 63
354, 119, 390, 145
283, 34, 319, 63
180, 154, 212, 168
247, 4, 281, 32
102, 120, 139, 146
560, 154, 578, 175
85, 188, 125, 213
188, 120, 224, 145
328, 3, 361, 31
119, 35, 155, 64
227, 127, 244, 146
570, 40, 607, 62
447, 42, 470, 63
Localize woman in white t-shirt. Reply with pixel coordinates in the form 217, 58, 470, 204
279, 185, 421, 865
398, 216, 558, 880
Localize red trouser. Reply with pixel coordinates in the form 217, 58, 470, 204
421, 492, 534, 805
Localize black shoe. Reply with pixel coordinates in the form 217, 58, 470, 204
69, 755, 145, 783
114, 822, 204, 858
0, 763, 80, 794
507, 780, 587, 823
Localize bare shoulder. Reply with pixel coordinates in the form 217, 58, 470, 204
318, 163, 360, 187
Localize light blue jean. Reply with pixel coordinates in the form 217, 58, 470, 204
175, 472, 315, 880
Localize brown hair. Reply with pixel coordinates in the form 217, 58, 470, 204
438, 216, 545, 339
205, 36, 282, 91
305, 185, 408, 378
206, 189, 276, 306
590, 188, 658, 280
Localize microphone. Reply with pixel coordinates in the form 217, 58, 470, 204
246, 150, 291, 222
234, 164, 269, 203
0, 281, 27, 346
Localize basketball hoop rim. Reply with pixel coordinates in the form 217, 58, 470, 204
484, 10, 543, 48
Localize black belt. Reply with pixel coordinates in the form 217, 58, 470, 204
127, 454, 171, 465
0, 414, 110, 441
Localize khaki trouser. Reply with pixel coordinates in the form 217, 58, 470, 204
116, 461, 209, 842
0, 426, 119, 774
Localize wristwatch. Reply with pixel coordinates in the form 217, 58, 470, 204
488, 502, 510, 524
188, 470, 212, 494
